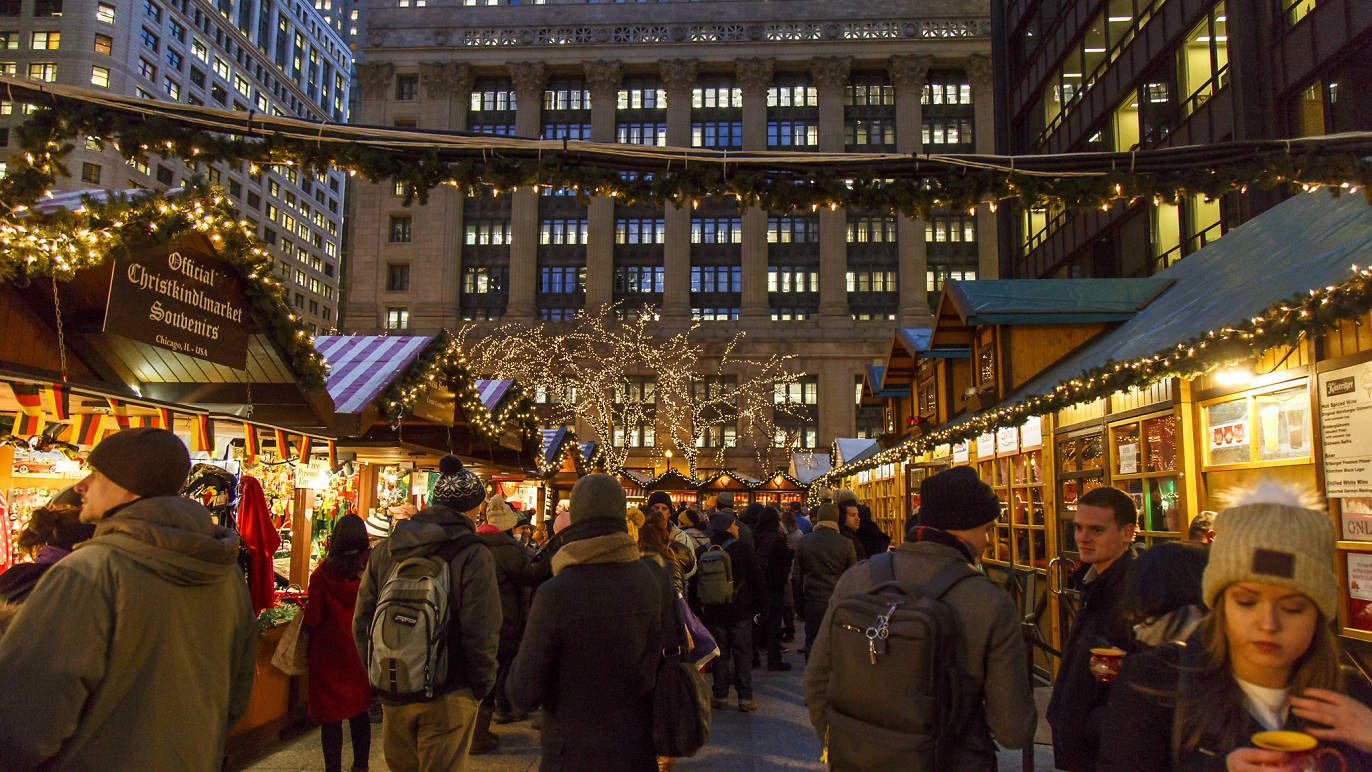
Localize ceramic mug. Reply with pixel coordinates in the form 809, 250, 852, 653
1088, 647, 1125, 683
1250, 731, 1346, 771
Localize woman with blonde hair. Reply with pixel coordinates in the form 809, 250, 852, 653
1098, 484, 1372, 771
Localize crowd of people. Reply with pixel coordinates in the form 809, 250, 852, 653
0, 427, 1371, 772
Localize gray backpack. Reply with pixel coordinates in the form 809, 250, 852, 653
367, 535, 477, 700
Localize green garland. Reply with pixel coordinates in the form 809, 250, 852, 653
0, 185, 329, 390
4, 99, 1372, 218
821, 265, 1372, 483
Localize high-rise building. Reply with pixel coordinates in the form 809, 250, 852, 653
345, 0, 997, 476
0, 0, 351, 333
994, 1, 1372, 279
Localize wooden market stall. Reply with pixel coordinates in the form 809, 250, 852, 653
642, 468, 702, 511
698, 470, 755, 508
537, 426, 590, 522
750, 469, 807, 509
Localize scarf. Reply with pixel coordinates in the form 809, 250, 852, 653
814, 520, 840, 532
907, 525, 978, 564
551, 518, 639, 576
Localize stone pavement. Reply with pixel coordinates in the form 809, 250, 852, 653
239, 662, 1057, 771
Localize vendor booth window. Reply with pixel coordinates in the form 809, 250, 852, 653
981, 426, 1047, 571
1109, 412, 1182, 546
1056, 430, 1105, 554
1202, 381, 1311, 468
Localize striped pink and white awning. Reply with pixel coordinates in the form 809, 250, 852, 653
474, 378, 514, 412
314, 335, 437, 415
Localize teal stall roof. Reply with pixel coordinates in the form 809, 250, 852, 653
944, 277, 1174, 326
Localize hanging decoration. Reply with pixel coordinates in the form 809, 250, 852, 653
1, 76, 1371, 219
819, 265, 1372, 484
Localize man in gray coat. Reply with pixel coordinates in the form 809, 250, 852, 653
804, 466, 1036, 770
793, 502, 856, 659
0, 428, 256, 771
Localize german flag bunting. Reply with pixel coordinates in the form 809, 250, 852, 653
154, 407, 174, 431
37, 384, 69, 420
296, 435, 313, 461
189, 414, 213, 453
11, 411, 42, 435
242, 423, 260, 461
105, 398, 130, 428
328, 440, 338, 470
71, 414, 104, 446
9, 383, 43, 416
272, 429, 292, 461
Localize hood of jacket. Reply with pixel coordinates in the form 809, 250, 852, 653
552, 532, 641, 576
86, 496, 242, 586
388, 504, 476, 558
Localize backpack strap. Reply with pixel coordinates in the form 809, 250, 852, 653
868, 551, 897, 585
919, 561, 980, 601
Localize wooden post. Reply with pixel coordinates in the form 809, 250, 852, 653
289, 487, 311, 587
356, 463, 378, 520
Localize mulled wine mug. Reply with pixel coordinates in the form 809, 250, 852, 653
1250, 731, 1346, 771
1088, 647, 1125, 683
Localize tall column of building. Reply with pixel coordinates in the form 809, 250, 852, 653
584, 60, 623, 312
891, 54, 933, 325
660, 59, 698, 324
968, 54, 998, 281
736, 57, 774, 322
344, 62, 395, 328
413, 61, 472, 329
507, 61, 549, 320
812, 56, 852, 326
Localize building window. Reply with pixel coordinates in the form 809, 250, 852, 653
465, 220, 512, 246
616, 122, 666, 145
33, 0, 60, 16
767, 121, 818, 147
542, 123, 590, 141
847, 216, 897, 243
31, 31, 59, 50
615, 218, 665, 245
767, 83, 817, 107
462, 267, 506, 294
921, 118, 974, 145
96, 2, 116, 23
138, 58, 156, 81
155, 165, 174, 185
925, 215, 976, 243
614, 265, 664, 294
385, 307, 409, 329
80, 163, 101, 184
28, 62, 57, 82
389, 216, 412, 243
386, 263, 409, 292
927, 267, 976, 294
90, 66, 110, 87
845, 270, 896, 293
617, 86, 665, 110
140, 26, 158, 51
690, 266, 742, 293
691, 121, 742, 149
142, 0, 161, 20
845, 118, 896, 147
539, 266, 586, 294
0, 32, 15, 49
768, 266, 818, 293
94, 34, 112, 55
691, 86, 742, 109
163, 77, 179, 99
539, 219, 589, 246
846, 82, 895, 106
921, 81, 972, 106
543, 87, 589, 111
690, 218, 743, 244
767, 216, 819, 244
774, 375, 819, 448
469, 88, 516, 112
395, 74, 417, 101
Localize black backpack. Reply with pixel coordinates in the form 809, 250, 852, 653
821, 552, 979, 770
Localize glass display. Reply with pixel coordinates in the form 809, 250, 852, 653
1254, 385, 1310, 462
1144, 415, 1177, 471
1112, 424, 1141, 475
1205, 398, 1250, 466
1147, 476, 1182, 532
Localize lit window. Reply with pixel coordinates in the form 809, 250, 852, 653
28, 62, 57, 82
90, 66, 110, 87
31, 31, 59, 50
93, 34, 112, 55
96, 2, 115, 23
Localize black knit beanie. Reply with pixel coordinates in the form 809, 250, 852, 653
431, 455, 486, 513
86, 428, 191, 497
919, 466, 1001, 531
645, 491, 674, 514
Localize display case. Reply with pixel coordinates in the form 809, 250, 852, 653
1109, 411, 1183, 547
1055, 429, 1106, 556
978, 421, 1049, 571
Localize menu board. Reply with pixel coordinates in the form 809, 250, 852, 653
952, 441, 969, 464
1319, 363, 1372, 498
977, 432, 996, 459
1349, 552, 1372, 631
1118, 443, 1139, 475
1020, 417, 1042, 449
1342, 498, 1372, 542
996, 426, 1019, 455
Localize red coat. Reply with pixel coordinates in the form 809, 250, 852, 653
303, 561, 372, 722
237, 476, 280, 616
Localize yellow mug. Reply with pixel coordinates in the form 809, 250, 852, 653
1251, 731, 1345, 771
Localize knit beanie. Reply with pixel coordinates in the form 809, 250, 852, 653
569, 473, 626, 523
431, 455, 486, 513
715, 491, 734, 509
485, 494, 519, 533
626, 506, 645, 542
1202, 482, 1337, 617
645, 491, 675, 514
86, 428, 191, 497
709, 511, 738, 535
833, 488, 858, 507
816, 502, 840, 523
919, 466, 1001, 531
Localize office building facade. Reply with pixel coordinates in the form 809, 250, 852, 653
995, 0, 1372, 279
0, 0, 351, 332
345, 0, 997, 475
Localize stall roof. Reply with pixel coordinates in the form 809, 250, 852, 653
539, 427, 573, 469
475, 379, 516, 412
897, 327, 932, 355
834, 437, 881, 467
790, 451, 831, 484
315, 335, 435, 416
943, 277, 1174, 326
865, 365, 910, 398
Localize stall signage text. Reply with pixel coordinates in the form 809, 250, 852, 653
996, 426, 1019, 456
1020, 417, 1042, 449
1208, 419, 1248, 451
1341, 498, 1372, 542
977, 432, 996, 459
952, 441, 969, 464
103, 246, 250, 369
1318, 363, 1372, 498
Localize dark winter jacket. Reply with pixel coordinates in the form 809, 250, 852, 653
854, 504, 891, 558
0, 496, 256, 772
1046, 551, 1136, 771
353, 504, 501, 703
794, 523, 857, 606
507, 520, 664, 772
0, 545, 70, 604
754, 523, 794, 607
805, 537, 1037, 770
697, 534, 765, 626
1097, 641, 1372, 771
477, 525, 538, 659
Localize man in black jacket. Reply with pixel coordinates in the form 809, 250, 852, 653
507, 473, 665, 771
353, 455, 502, 772
794, 503, 857, 660
473, 495, 539, 749
1046, 486, 1138, 771
699, 510, 765, 712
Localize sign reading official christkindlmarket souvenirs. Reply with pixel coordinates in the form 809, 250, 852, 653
103, 245, 250, 369
1318, 362, 1372, 498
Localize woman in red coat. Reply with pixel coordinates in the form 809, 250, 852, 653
304, 514, 372, 772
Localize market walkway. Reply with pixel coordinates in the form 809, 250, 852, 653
239, 664, 1057, 771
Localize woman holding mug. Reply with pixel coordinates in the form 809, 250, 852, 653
1098, 484, 1372, 771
